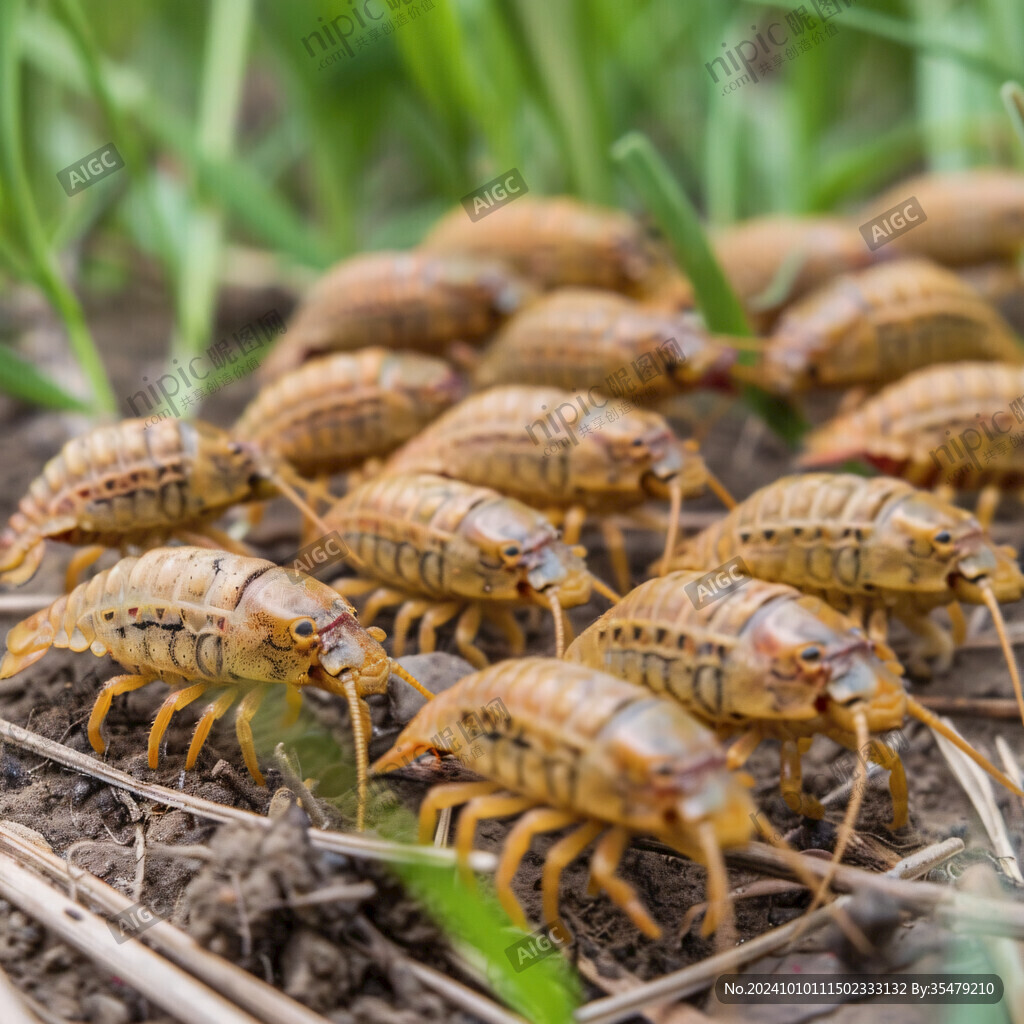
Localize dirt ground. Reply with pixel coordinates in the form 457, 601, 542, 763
0, 287, 1022, 1023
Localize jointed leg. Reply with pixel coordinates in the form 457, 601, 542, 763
453, 793, 536, 879
589, 825, 660, 938
186, 689, 237, 768
417, 601, 462, 652
416, 781, 502, 844
282, 684, 303, 729
361, 587, 409, 626
725, 729, 762, 771
494, 808, 578, 931
235, 685, 269, 786
598, 519, 631, 596
867, 744, 909, 830
698, 821, 736, 949
901, 612, 954, 675
541, 820, 604, 941
64, 545, 105, 592
975, 484, 1001, 530
88, 675, 154, 753
484, 606, 526, 657
559, 505, 588, 547
946, 601, 967, 647
329, 577, 378, 599
454, 604, 486, 670
780, 739, 823, 818
148, 682, 211, 768
392, 599, 434, 657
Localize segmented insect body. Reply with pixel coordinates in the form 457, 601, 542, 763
0, 419, 287, 588
324, 473, 601, 667
474, 289, 737, 395
0, 547, 431, 828
712, 215, 878, 324
382, 385, 734, 590
666, 473, 1024, 728
566, 572, 1023, 829
372, 657, 755, 940
233, 348, 465, 477
261, 252, 533, 377
862, 169, 1024, 266
800, 362, 1024, 522
421, 197, 663, 293
759, 259, 1024, 395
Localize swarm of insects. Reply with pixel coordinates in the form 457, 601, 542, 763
665, 472, 1024, 728
0, 546, 431, 829
382, 384, 734, 591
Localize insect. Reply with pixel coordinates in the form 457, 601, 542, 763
0, 546, 432, 829
421, 197, 665, 294
0, 418, 328, 590
861, 168, 1024, 266
664, 473, 1024, 730
371, 657, 756, 942
473, 288, 741, 396
260, 251, 534, 377
323, 473, 614, 668
381, 385, 736, 591
711, 215, 878, 327
233, 348, 465, 479
799, 362, 1024, 526
755, 258, 1024, 396
565, 572, 1024, 839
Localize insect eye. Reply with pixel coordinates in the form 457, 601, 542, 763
228, 442, 244, 454
800, 645, 822, 663
501, 544, 521, 560
631, 438, 646, 449
933, 530, 952, 545
291, 618, 316, 638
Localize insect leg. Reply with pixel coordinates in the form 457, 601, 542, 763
900, 611, 954, 675
598, 519, 631, 595
392, 599, 435, 657
0, 536, 45, 587
281, 685, 303, 728
540, 820, 604, 941
453, 792, 535, 882
87, 675, 155, 753
589, 825, 660, 939
495, 807, 577, 931
361, 587, 409, 626
186, 689, 238, 768
946, 601, 967, 647
234, 685, 270, 786
483, 605, 526, 656
64, 545, 106, 592
453, 604, 487, 670
699, 820, 736, 951
974, 484, 1001, 529
416, 781, 502, 844
149, 682, 212, 768
725, 729, 762, 771
865, 743, 909, 830
558, 505, 588, 547
780, 739, 823, 818
329, 577, 378, 598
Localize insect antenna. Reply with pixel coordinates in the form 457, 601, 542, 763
262, 461, 336, 539
905, 695, 1024, 797
658, 478, 683, 576
390, 660, 435, 702
704, 466, 737, 510
587, 572, 622, 605
980, 581, 1024, 731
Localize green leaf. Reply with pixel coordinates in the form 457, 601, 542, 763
0, 345, 91, 412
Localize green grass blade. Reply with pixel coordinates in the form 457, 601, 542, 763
0, 345, 92, 412
612, 131, 807, 445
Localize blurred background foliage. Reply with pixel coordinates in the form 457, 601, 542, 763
1, 0, 1023, 412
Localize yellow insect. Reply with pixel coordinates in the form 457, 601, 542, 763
372, 657, 756, 942
473, 288, 739, 396
565, 572, 1023, 840
665, 473, 1024, 729
234, 347, 465, 479
799, 362, 1024, 526
324, 473, 613, 668
421, 196, 663, 293
382, 385, 735, 591
0, 418, 325, 590
755, 259, 1024, 396
260, 251, 533, 377
0, 546, 431, 829
861, 168, 1024, 266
